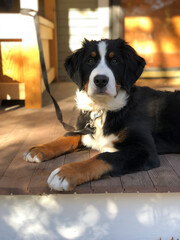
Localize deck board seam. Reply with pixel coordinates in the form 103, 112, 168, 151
165, 155, 180, 179
147, 170, 157, 192
120, 176, 126, 192
0, 135, 30, 179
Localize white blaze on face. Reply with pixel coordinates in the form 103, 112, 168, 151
88, 41, 117, 97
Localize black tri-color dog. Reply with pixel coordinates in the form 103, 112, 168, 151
24, 38, 180, 191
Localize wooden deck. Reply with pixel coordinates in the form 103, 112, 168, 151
0, 82, 180, 195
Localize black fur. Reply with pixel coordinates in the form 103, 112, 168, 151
65, 38, 180, 177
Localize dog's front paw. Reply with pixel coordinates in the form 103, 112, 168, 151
24, 145, 52, 163
47, 168, 70, 191
47, 164, 80, 191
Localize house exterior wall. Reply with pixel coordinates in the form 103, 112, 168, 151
56, 0, 110, 81
0, 193, 180, 240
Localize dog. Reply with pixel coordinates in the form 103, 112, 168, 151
24, 38, 180, 191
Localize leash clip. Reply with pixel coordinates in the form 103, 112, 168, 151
84, 110, 104, 134
90, 110, 104, 127
84, 124, 96, 134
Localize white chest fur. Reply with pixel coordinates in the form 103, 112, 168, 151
81, 111, 118, 153
76, 90, 128, 153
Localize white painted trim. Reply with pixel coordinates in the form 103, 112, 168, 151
97, 0, 110, 39
20, 0, 38, 11
0, 193, 180, 240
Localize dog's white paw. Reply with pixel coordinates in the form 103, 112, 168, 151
24, 152, 42, 163
23, 145, 51, 163
47, 168, 70, 191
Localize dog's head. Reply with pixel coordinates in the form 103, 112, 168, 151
64, 38, 145, 97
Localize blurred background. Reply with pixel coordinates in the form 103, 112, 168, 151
0, 0, 180, 108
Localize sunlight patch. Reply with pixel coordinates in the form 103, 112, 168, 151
57, 205, 100, 239
136, 205, 155, 226
106, 199, 118, 219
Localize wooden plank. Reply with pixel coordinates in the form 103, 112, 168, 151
121, 171, 155, 193
22, 15, 42, 108
47, 67, 55, 84
166, 154, 180, 177
42, 40, 50, 70
0, 84, 83, 194
39, 16, 54, 29
0, 93, 75, 194
21, 14, 42, 108
63, 150, 92, 194
40, 24, 53, 40
0, 82, 25, 100
0, 39, 22, 42
28, 156, 65, 194
148, 155, 180, 192
44, 0, 58, 81
92, 176, 123, 194
28, 103, 87, 194
0, 128, 30, 179
28, 115, 66, 194
41, 67, 55, 92
90, 150, 123, 193
0, 108, 43, 178
0, 110, 56, 194
1, 82, 180, 195
0, 41, 24, 82
0, 107, 36, 132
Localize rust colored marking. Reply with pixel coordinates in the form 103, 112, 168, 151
109, 52, 115, 58
84, 81, 89, 92
116, 84, 121, 93
27, 135, 82, 161
58, 155, 113, 190
114, 128, 128, 144
91, 51, 96, 57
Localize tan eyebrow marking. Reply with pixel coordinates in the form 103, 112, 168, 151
109, 52, 115, 58
91, 51, 96, 57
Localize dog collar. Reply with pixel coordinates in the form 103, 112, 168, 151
71, 110, 104, 135
84, 110, 104, 134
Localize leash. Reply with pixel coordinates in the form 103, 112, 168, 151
20, 9, 95, 134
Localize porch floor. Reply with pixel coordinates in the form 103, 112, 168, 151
0, 82, 180, 195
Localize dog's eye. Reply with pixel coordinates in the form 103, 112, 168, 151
87, 58, 95, 65
111, 58, 118, 65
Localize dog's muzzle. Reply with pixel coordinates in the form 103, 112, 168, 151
94, 75, 109, 89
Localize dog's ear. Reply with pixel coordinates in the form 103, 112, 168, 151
122, 43, 146, 92
64, 48, 84, 90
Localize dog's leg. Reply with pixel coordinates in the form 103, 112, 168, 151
24, 135, 82, 163
48, 134, 160, 191
48, 154, 112, 191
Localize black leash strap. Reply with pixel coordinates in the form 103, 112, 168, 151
21, 9, 75, 132
21, 9, 95, 135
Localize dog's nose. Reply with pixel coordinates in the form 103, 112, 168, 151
94, 75, 109, 88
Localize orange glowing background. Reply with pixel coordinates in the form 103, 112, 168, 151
122, 0, 180, 68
